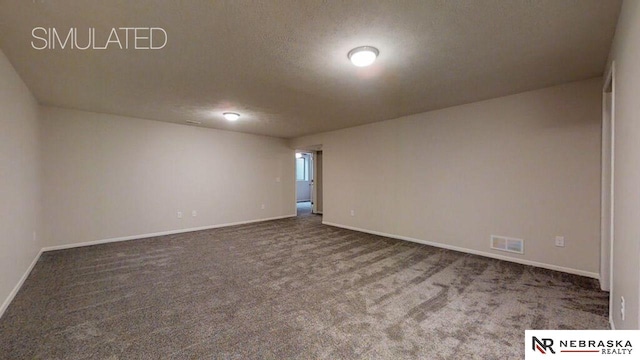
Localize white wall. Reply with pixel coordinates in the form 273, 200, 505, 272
291, 78, 602, 276
605, 0, 640, 330
41, 107, 295, 247
0, 49, 43, 315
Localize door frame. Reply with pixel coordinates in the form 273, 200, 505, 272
600, 63, 615, 314
312, 150, 323, 214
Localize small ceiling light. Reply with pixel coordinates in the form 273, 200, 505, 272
295, 153, 302, 159
348, 46, 379, 67
223, 112, 240, 121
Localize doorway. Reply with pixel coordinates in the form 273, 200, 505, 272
600, 63, 614, 303
295, 147, 323, 217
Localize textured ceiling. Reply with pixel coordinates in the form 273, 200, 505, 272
0, 0, 621, 138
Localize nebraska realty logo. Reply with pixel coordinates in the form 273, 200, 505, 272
31, 27, 167, 50
525, 330, 639, 359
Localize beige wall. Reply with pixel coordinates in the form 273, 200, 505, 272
291, 78, 602, 276
605, 0, 640, 330
41, 107, 295, 247
0, 50, 42, 315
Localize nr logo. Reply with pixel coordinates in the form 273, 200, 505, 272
533, 337, 556, 354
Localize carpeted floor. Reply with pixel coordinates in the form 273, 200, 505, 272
0, 211, 609, 359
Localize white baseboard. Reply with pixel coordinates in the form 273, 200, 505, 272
322, 221, 600, 279
0, 249, 43, 319
42, 214, 297, 252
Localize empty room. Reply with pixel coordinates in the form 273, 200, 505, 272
1, 1, 639, 358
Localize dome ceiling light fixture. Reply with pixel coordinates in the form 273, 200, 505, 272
223, 112, 240, 121
348, 46, 379, 67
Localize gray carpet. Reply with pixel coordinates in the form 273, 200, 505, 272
0, 212, 609, 359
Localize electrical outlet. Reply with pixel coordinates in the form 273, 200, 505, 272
261, 204, 265, 209
276, 177, 281, 183
350, 210, 355, 216
177, 211, 183, 219
555, 236, 565, 247
192, 210, 197, 217
621, 296, 625, 321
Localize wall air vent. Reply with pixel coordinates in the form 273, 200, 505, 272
185, 120, 202, 125
490, 235, 524, 254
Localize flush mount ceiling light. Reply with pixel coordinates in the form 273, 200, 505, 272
223, 112, 240, 121
348, 46, 379, 67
